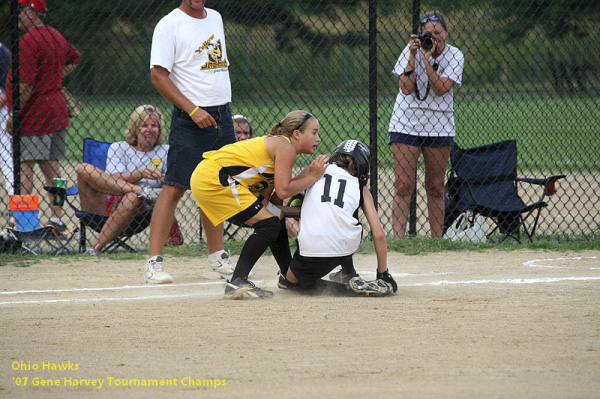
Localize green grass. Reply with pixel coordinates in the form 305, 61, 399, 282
68, 94, 600, 174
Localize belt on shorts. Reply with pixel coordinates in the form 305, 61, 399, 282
174, 104, 229, 121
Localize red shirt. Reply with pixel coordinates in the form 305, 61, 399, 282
6, 25, 81, 136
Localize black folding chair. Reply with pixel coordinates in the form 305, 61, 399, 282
444, 140, 565, 243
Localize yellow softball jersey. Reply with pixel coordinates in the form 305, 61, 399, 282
191, 136, 286, 225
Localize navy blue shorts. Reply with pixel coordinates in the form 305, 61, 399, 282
165, 104, 235, 190
389, 132, 453, 148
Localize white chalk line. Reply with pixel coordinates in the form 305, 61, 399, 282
1, 280, 225, 296
357, 271, 453, 278
524, 256, 598, 269
0, 290, 224, 306
398, 276, 600, 287
1, 276, 599, 307
0, 271, 447, 297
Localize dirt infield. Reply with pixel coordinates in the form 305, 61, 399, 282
1, 250, 599, 398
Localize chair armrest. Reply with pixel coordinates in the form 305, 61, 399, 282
43, 185, 80, 211
43, 185, 80, 196
516, 175, 566, 196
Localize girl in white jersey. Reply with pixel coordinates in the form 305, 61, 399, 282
281, 140, 398, 296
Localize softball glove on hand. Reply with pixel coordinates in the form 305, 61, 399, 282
376, 269, 398, 293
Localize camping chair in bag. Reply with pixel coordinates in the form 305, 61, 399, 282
6, 195, 77, 255
45, 138, 152, 253
444, 140, 565, 243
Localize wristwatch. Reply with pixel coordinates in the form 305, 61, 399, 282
402, 69, 414, 76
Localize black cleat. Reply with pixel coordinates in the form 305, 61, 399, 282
225, 277, 274, 299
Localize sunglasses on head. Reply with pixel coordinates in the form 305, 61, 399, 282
233, 114, 250, 123
295, 113, 313, 131
420, 14, 445, 26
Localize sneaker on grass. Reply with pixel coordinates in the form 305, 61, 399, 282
86, 247, 99, 256
225, 277, 273, 299
144, 255, 173, 284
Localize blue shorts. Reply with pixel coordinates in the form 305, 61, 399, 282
389, 132, 453, 148
165, 104, 235, 190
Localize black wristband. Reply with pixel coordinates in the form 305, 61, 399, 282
402, 69, 414, 76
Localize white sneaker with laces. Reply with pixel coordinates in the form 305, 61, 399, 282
86, 247, 99, 256
203, 251, 236, 280
144, 255, 173, 284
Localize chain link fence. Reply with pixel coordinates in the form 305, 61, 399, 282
0, 0, 598, 252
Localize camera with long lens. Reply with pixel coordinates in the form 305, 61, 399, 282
418, 33, 435, 51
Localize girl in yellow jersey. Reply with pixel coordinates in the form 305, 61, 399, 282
191, 110, 328, 298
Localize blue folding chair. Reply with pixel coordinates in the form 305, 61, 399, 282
6, 195, 77, 255
444, 140, 565, 243
45, 138, 152, 253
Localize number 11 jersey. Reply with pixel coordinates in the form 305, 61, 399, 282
298, 163, 363, 257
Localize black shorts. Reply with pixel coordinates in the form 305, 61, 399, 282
227, 196, 264, 226
389, 132, 454, 148
289, 249, 355, 289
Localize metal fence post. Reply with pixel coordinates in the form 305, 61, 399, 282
408, 0, 421, 237
369, 0, 378, 210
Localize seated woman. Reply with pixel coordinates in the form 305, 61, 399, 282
77, 104, 168, 255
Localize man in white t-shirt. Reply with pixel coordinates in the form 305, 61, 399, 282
388, 11, 464, 240
145, 0, 237, 284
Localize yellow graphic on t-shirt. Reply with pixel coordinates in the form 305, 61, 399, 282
150, 159, 163, 171
195, 34, 229, 70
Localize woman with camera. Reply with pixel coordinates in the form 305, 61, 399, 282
388, 11, 464, 239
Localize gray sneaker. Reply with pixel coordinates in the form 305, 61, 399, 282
225, 277, 273, 299
144, 255, 173, 284
136, 187, 162, 204
348, 277, 393, 297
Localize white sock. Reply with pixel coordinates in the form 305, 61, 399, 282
50, 216, 62, 224
208, 250, 226, 263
